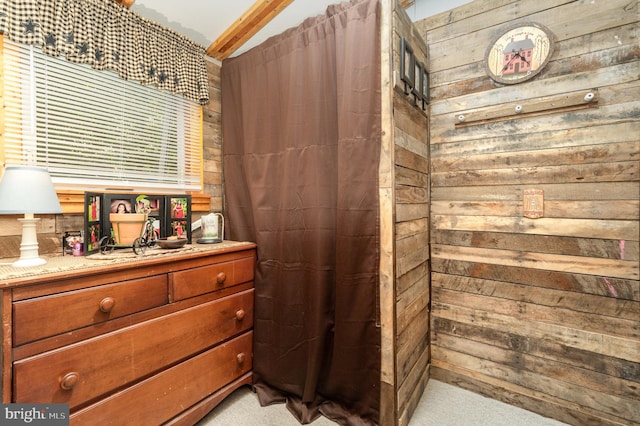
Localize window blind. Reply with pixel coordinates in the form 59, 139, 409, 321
2, 39, 203, 192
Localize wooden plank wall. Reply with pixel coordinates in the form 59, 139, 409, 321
416, 1, 639, 425
392, 5, 431, 426
203, 59, 224, 213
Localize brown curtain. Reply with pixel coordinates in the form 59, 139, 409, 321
221, 0, 381, 424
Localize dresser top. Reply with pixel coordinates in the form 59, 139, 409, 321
0, 240, 256, 288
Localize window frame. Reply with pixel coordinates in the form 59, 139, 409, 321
1, 37, 204, 195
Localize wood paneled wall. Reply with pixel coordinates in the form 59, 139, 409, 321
417, 0, 639, 425
203, 59, 224, 213
388, 4, 431, 426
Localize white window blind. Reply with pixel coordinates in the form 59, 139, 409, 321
2, 39, 203, 192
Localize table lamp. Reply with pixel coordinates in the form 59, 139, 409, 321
0, 166, 62, 267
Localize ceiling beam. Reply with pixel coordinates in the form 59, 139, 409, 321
206, 0, 294, 60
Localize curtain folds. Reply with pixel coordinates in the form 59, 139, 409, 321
0, 0, 209, 104
222, 0, 381, 424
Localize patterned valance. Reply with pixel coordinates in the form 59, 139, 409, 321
0, 0, 209, 105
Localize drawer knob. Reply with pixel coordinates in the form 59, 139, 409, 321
235, 309, 245, 321
236, 353, 246, 365
99, 297, 116, 313
216, 272, 227, 284
60, 372, 80, 390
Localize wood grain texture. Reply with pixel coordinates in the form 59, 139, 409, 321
430, 366, 627, 426
393, 4, 431, 425
422, 0, 640, 424
432, 258, 639, 301
4, 246, 256, 423
432, 229, 639, 260
203, 60, 223, 212
206, 0, 294, 60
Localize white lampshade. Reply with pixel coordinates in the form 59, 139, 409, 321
0, 166, 62, 267
0, 166, 62, 214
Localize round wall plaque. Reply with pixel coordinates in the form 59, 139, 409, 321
485, 22, 555, 84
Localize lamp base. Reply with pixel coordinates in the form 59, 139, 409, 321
12, 257, 47, 268
12, 214, 48, 268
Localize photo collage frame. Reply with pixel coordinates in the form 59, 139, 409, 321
83, 192, 191, 255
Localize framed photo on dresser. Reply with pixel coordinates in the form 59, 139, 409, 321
84, 192, 192, 253
83, 192, 104, 255
165, 195, 191, 243
135, 194, 164, 241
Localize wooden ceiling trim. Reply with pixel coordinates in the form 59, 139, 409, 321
206, 0, 294, 60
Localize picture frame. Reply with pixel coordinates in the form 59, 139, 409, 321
484, 22, 555, 85
421, 68, 429, 109
413, 60, 423, 106
102, 194, 138, 247
83, 192, 104, 255
400, 36, 428, 113
62, 230, 83, 256
84, 192, 192, 252
109, 197, 135, 215
166, 195, 192, 242
400, 37, 415, 95
135, 194, 163, 241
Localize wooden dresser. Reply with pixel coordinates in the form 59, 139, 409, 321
0, 241, 256, 425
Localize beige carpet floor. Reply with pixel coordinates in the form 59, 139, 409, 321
197, 379, 568, 425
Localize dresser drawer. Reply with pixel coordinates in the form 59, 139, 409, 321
171, 254, 255, 301
13, 275, 169, 346
70, 331, 252, 425
13, 289, 254, 409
